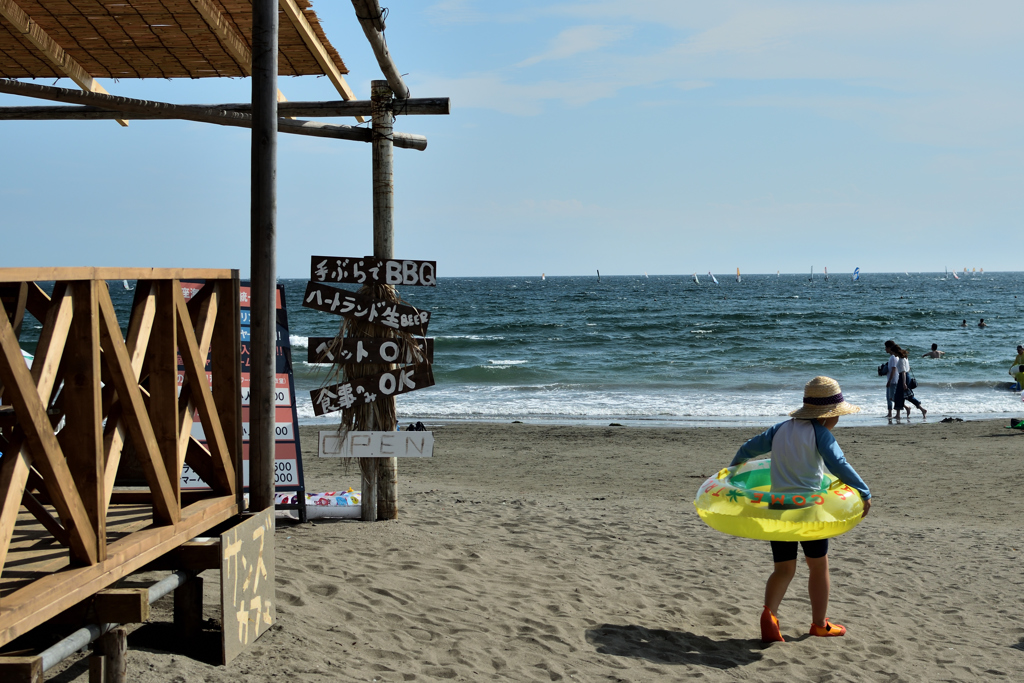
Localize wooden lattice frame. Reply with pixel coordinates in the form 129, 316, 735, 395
0, 267, 242, 647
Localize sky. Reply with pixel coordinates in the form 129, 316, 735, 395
1, 0, 1022, 277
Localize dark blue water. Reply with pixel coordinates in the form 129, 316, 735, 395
283, 272, 1024, 426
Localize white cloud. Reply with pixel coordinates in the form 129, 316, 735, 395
517, 25, 631, 67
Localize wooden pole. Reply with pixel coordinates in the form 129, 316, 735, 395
0, 80, 430, 150
0, 97, 451, 118
248, 0, 278, 513
93, 627, 127, 683
351, 1, 411, 99
372, 80, 399, 520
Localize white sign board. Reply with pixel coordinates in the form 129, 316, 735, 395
318, 430, 434, 459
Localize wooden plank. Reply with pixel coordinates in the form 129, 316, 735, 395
0, 0, 128, 127
60, 281, 105, 563
221, 509, 275, 664
0, 98, 451, 119
94, 588, 150, 623
0, 303, 98, 564
319, 430, 433, 458
147, 281, 180, 524
210, 279, 242, 506
307, 336, 433, 365
175, 288, 234, 495
0, 285, 73, 575
93, 626, 127, 683
0, 656, 42, 682
0, 494, 237, 648
97, 287, 177, 524
21, 489, 70, 547
175, 280, 218, 474
311, 364, 434, 416
278, 0, 361, 111
302, 281, 431, 335
311, 255, 436, 287
0, 435, 33, 573
174, 575, 204, 641
0, 267, 235, 284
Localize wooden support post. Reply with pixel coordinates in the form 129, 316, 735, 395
249, 0, 279, 512
174, 575, 204, 641
371, 80, 399, 520
93, 627, 127, 683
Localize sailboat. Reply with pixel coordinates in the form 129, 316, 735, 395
122, 279, 133, 291
824, 267, 829, 281
541, 273, 545, 280
736, 268, 741, 283
692, 273, 700, 284
852, 267, 860, 281
808, 266, 813, 282
708, 271, 719, 285
777, 270, 780, 277
597, 270, 601, 282
953, 269, 959, 280
644, 272, 649, 279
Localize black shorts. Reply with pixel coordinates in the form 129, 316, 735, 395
770, 539, 829, 563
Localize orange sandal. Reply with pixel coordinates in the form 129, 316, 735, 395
760, 606, 785, 642
809, 619, 846, 637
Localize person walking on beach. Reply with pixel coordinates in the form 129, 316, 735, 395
890, 344, 926, 419
922, 344, 944, 358
730, 377, 871, 642
884, 340, 899, 419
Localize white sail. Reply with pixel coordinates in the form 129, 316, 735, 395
709, 271, 719, 285
852, 267, 860, 281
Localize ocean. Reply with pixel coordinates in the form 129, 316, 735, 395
14, 272, 1023, 429
283, 271, 1024, 428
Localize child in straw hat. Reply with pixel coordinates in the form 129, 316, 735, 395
730, 376, 872, 643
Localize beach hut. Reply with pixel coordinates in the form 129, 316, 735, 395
0, 0, 446, 675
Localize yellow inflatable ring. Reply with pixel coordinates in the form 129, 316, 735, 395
693, 458, 864, 541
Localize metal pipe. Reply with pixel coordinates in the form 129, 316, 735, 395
37, 571, 194, 672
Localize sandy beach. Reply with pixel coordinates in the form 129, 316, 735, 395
48, 418, 1024, 681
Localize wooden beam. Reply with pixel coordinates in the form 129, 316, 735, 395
351, 0, 410, 99
97, 286, 177, 524
0, 299, 98, 564
279, 0, 362, 116
0, 656, 42, 683
59, 281, 105, 563
0, 0, 128, 126
0, 98, 451, 119
0, 267, 234, 284
0, 494, 236, 648
0, 80, 428, 150
94, 588, 150, 623
147, 281, 181, 525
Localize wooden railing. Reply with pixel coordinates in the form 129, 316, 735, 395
0, 268, 242, 646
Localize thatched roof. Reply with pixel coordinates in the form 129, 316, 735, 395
0, 0, 347, 80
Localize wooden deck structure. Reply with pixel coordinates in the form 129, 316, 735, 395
0, 268, 242, 648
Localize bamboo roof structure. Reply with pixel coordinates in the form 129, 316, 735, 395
0, 0, 348, 83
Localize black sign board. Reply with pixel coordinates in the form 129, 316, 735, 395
307, 337, 434, 365
311, 364, 435, 416
311, 255, 437, 287
302, 281, 431, 336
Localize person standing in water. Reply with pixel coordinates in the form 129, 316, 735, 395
922, 344, 945, 358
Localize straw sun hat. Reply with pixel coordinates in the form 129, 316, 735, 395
789, 376, 861, 419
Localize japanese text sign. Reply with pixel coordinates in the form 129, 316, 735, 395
311, 364, 435, 416
311, 255, 437, 287
306, 337, 434, 365
302, 281, 431, 336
